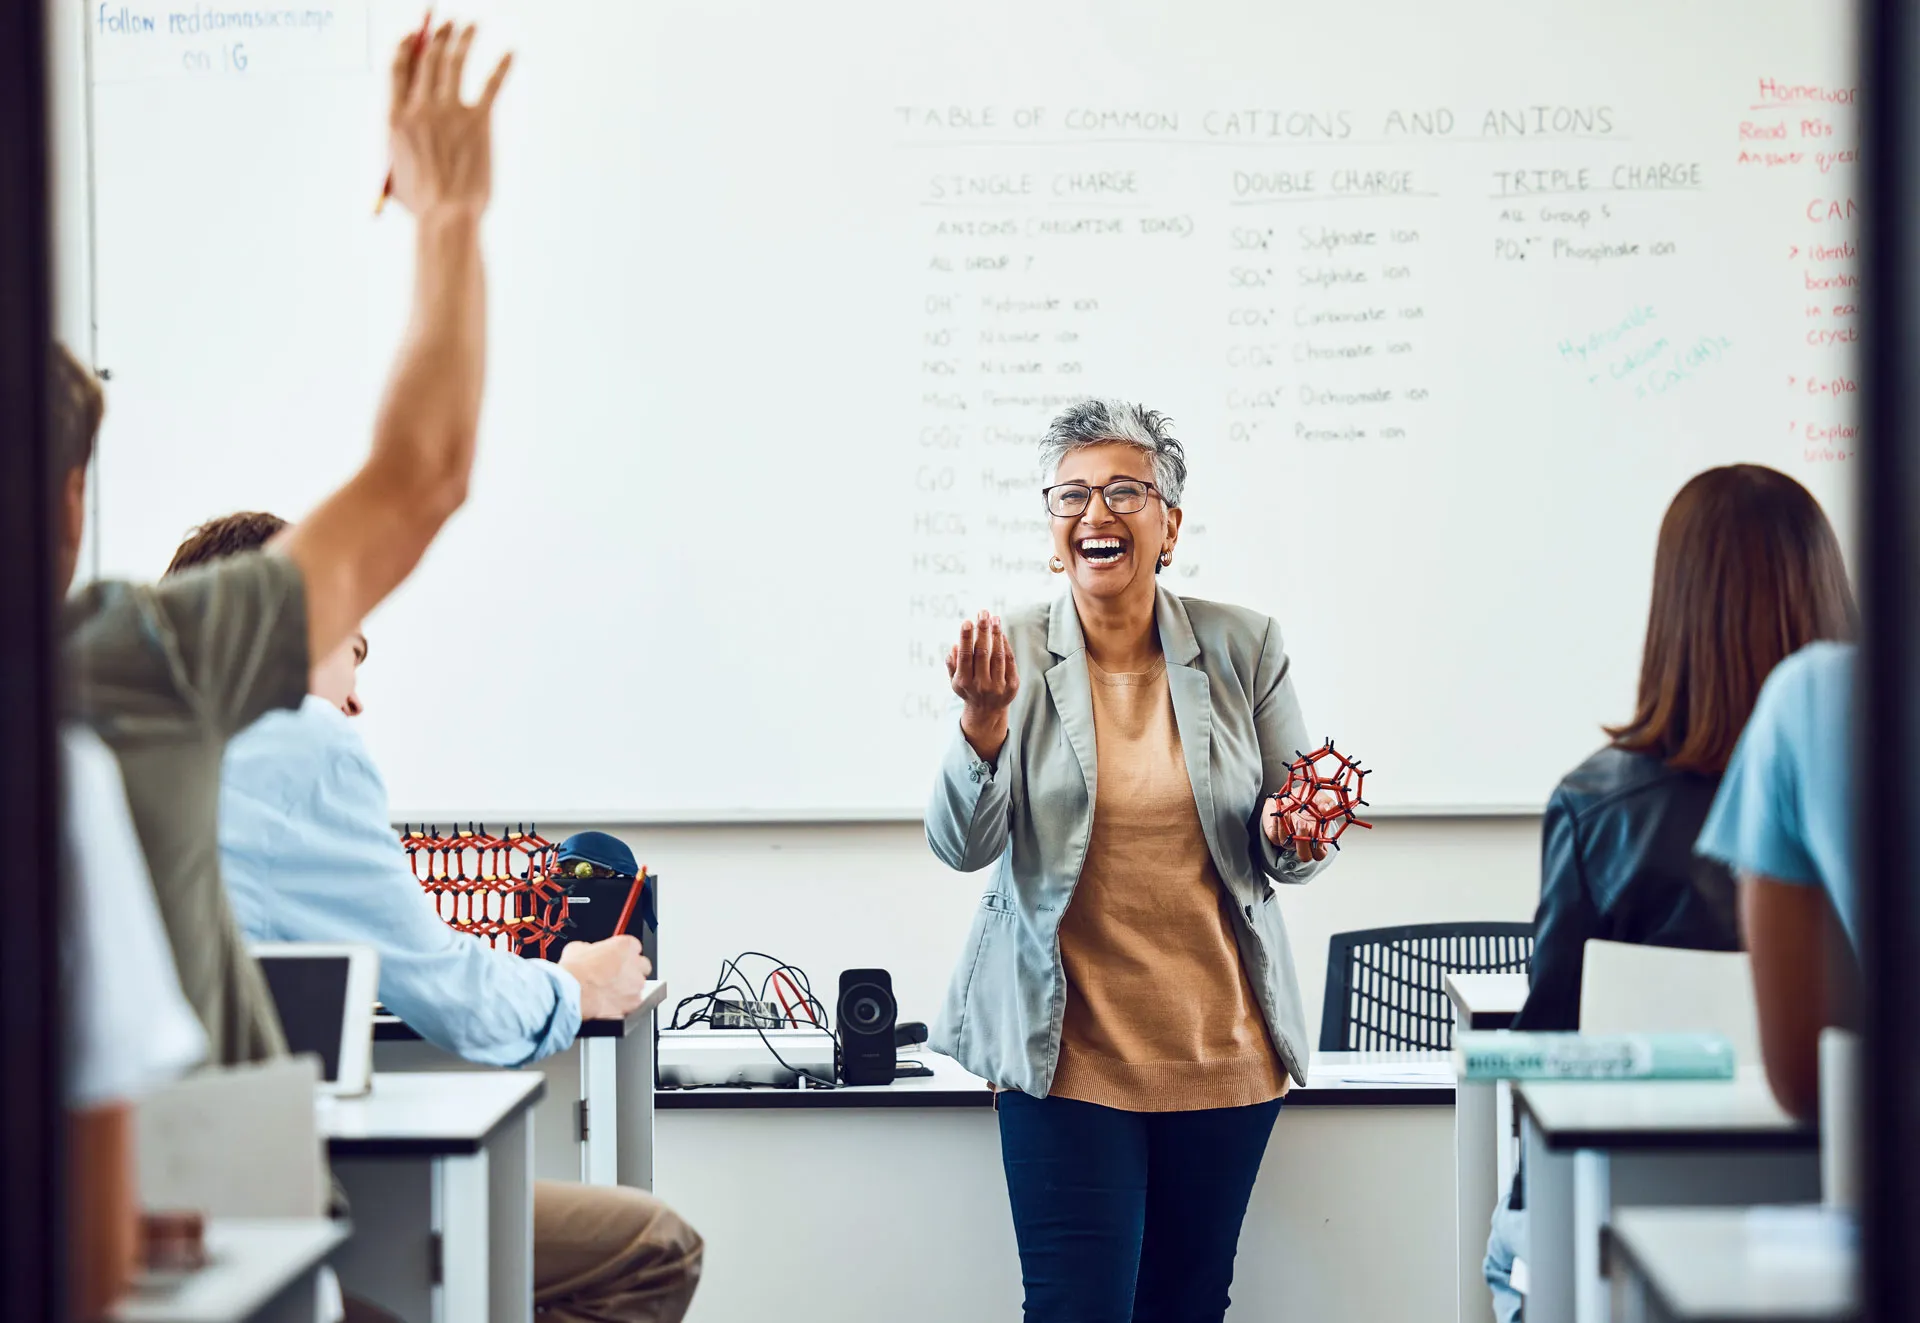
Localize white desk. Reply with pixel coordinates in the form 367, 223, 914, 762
321, 1071, 544, 1323
1515, 1070, 1821, 1323
657, 1043, 994, 1109
1606, 1206, 1857, 1322
112, 1219, 348, 1323
1446, 973, 1530, 1032
1444, 971, 1529, 1323
654, 1049, 1456, 1323
373, 978, 668, 1188
656, 1048, 1454, 1109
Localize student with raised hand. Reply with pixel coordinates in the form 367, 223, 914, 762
169, 512, 703, 1322
1696, 642, 1859, 1121
924, 399, 1331, 1323
1484, 463, 1856, 1322
57, 20, 509, 1066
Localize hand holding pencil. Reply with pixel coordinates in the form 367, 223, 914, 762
559, 936, 653, 1022
380, 14, 512, 219
374, 10, 431, 215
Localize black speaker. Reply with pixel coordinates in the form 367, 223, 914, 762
837, 968, 897, 1086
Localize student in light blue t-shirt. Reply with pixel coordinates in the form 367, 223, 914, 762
1697, 641, 1860, 1120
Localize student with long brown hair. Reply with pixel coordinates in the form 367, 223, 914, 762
1486, 463, 1854, 1323
1515, 462, 1855, 1031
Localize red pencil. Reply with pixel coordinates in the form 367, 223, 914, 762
613, 867, 650, 939
374, 9, 434, 215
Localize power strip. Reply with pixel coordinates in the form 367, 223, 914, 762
658, 1028, 838, 1088
710, 1000, 783, 1030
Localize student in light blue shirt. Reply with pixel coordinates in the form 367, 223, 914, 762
1697, 642, 1856, 939
166, 513, 649, 1065
168, 512, 704, 1322
222, 691, 586, 1065
1698, 641, 1860, 1120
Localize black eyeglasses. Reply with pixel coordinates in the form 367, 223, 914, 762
1042, 480, 1162, 518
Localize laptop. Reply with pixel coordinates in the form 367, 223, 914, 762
252, 943, 379, 1096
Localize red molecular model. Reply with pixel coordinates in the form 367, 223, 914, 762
401, 823, 574, 957
1271, 740, 1373, 850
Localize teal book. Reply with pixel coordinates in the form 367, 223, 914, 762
1453, 1031, 1736, 1081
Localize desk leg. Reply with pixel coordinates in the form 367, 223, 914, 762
437, 1149, 491, 1323
488, 1110, 534, 1321
1495, 1080, 1516, 1196
252, 1266, 327, 1323
1522, 1117, 1574, 1323
332, 1158, 435, 1321
1589, 1148, 1816, 1323
617, 1012, 656, 1189
531, 1043, 587, 1185
1572, 1151, 1610, 1323
1612, 1248, 1657, 1323
583, 1038, 618, 1186
1455, 1079, 1496, 1323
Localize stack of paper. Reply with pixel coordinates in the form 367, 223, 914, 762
1313, 1062, 1456, 1087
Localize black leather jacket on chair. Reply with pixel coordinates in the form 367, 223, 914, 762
1511, 745, 1742, 1031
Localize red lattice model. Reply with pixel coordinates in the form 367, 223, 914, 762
1271, 740, 1373, 850
400, 823, 573, 957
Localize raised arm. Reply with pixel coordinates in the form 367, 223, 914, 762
926, 612, 1018, 871
272, 22, 512, 663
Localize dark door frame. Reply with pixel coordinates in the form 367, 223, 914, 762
1860, 2, 1917, 1317
0, 0, 65, 1318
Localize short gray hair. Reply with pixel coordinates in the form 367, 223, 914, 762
1038, 398, 1188, 508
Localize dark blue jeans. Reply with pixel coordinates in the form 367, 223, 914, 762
997, 1091, 1284, 1323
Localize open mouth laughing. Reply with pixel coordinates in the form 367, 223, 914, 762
1078, 536, 1128, 566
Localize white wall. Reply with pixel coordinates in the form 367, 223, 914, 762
527, 815, 1542, 1049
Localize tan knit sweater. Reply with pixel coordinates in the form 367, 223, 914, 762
1049, 655, 1288, 1112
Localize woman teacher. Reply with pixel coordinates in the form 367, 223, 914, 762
924, 398, 1333, 1322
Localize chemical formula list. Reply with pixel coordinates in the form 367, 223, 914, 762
82, 0, 1865, 814
891, 97, 1840, 718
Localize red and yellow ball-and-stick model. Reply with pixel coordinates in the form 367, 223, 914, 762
1270, 739, 1373, 851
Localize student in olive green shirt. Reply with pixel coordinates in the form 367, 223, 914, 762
56, 20, 515, 1068
62, 534, 310, 1064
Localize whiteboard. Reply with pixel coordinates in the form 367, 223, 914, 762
84, 0, 1860, 819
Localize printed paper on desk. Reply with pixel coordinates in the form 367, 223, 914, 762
1317, 1062, 1455, 1086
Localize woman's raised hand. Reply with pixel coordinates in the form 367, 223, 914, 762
948, 611, 1019, 764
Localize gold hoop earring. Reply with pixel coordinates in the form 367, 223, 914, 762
1049, 556, 1066, 573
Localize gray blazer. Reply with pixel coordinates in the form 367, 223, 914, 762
925, 584, 1329, 1097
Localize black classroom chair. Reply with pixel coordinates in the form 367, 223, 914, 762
1318, 922, 1535, 1053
